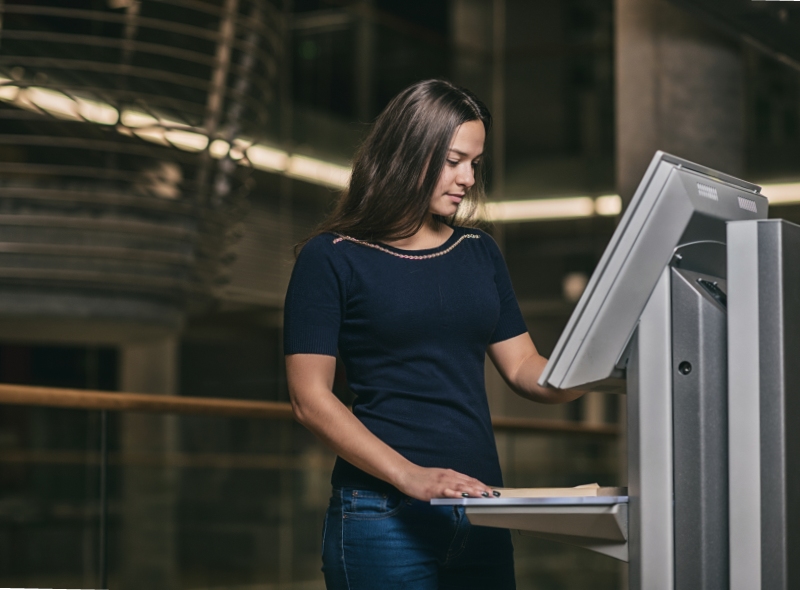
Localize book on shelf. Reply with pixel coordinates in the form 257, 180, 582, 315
493, 483, 627, 498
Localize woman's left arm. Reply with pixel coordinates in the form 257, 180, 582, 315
487, 332, 586, 404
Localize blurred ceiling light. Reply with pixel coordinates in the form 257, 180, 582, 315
27, 87, 118, 125
232, 138, 252, 150
26, 87, 82, 120
2, 82, 352, 189
209, 139, 230, 159
0, 76, 16, 98
0, 82, 18, 101
229, 138, 253, 161
563, 271, 589, 303
120, 108, 184, 131
759, 182, 800, 205
108, 0, 137, 8
485, 181, 800, 224
286, 155, 351, 188
120, 109, 158, 128
486, 197, 595, 222
595, 194, 622, 216
164, 129, 208, 152
9, 75, 800, 204
76, 97, 118, 125
133, 127, 170, 146
246, 144, 289, 172
121, 109, 206, 150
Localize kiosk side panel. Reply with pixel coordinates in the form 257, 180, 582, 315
757, 221, 800, 590
781, 225, 800, 590
728, 219, 800, 590
671, 267, 728, 590
728, 220, 763, 590
627, 268, 675, 590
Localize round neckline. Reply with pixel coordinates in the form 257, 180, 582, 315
377, 225, 461, 255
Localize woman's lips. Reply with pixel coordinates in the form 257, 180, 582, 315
448, 194, 464, 203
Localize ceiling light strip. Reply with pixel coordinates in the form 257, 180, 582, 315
0, 78, 351, 190
485, 195, 622, 222
487, 183, 800, 223
759, 182, 800, 205
4, 77, 800, 207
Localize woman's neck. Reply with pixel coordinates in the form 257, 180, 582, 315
382, 217, 454, 251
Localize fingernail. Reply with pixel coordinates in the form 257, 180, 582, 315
481, 491, 490, 497
493, 490, 501, 497
461, 492, 470, 497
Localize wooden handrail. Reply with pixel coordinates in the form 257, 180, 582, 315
0, 383, 294, 419
0, 449, 325, 470
491, 416, 619, 436
0, 383, 619, 436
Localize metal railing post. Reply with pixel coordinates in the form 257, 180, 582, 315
99, 408, 108, 590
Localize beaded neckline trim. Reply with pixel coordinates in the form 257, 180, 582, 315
332, 233, 480, 260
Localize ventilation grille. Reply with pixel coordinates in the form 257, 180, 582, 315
697, 183, 719, 201
738, 196, 758, 213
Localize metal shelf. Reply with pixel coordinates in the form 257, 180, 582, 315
432, 496, 629, 562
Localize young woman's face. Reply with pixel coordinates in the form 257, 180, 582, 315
429, 119, 485, 218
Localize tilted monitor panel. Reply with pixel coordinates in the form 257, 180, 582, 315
538, 151, 767, 392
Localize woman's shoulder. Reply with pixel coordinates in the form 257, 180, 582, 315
289, 233, 353, 292
297, 232, 341, 256
457, 225, 490, 238
453, 225, 500, 253
294, 233, 352, 271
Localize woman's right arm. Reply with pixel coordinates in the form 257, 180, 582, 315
286, 353, 495, 501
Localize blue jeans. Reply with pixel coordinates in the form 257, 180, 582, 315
322, 487, 516, 590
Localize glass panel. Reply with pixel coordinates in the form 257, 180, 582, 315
503, 0, 615, 198
0, 405, 623, 589
0, 344, 118, 588
0, 406, 117, 589
500, 430, 624, 589
110, 415, 334, 589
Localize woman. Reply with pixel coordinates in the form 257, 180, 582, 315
284, 79, 584, 590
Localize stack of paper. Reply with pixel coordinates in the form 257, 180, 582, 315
492, 483, 627, 498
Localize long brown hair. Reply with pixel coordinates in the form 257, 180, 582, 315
300, 79, 491, 250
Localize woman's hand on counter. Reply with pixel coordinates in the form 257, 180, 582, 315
394, 464, 497, 502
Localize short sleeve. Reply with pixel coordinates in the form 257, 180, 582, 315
483, 232, 528, 344
283, 235, 348, 356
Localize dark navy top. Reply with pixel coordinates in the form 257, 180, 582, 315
283, 225, 528, 491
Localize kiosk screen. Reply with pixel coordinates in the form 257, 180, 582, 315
538, 151, 767, 391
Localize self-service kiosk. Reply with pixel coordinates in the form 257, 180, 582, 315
433, 152, 800, 589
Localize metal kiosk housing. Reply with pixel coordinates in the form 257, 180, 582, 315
435, 151, 769, 590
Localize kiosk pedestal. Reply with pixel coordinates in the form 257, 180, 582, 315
628, 259, 729, 590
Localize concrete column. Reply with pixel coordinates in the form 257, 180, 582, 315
616, 0, 744, 204
119, 338, 180, 590
354, 0, 375, 123
450, 0, 493, 105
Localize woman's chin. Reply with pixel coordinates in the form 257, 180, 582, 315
430, 205, 459, 218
